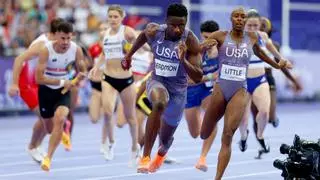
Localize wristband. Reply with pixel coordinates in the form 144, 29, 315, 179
60, 79, 65, 86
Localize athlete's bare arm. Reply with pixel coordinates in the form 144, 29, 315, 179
125, 26, 150, 51
126, 23, 159, 58
204, 31, 227, 50
249, 32, 286, 69
271, 41, 301, 91
75, 46, 87, 73
122, 23, 159, 70
75, 46, 87, 81
11, 42, 44, 85
259, 31, 284, 61
182, 31, 203, 83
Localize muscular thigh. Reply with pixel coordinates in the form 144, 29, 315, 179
252, 83, 270, 112
224, 88, 249, 131
205, 85, 226, 121
119, 83, 137, 120
101, 81, 118, 115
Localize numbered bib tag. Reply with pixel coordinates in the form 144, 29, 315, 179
155, 59, 179, 77
103, 44, 123, 59
220, 64, 246, 81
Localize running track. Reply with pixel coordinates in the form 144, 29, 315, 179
0, 102, 319, 180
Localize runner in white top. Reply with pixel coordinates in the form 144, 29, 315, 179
36, 21, 86, 171
8, 18, 64, 163
89, 5, 146, 166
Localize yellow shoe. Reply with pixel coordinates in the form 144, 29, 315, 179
61, 132, 72, 151
137, 156, 150, 174
195, 156, 208, 172
41, 156, 51, 171
148, 154, 165, 173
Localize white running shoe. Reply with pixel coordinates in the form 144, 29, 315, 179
27, 148, 43, 163
104, 141, 115, 161
37, 146, 47, 157
128, 144, 140, 167
100, 143, 107, 154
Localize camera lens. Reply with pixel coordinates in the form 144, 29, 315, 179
280, 144, 291, 154
273, 159, 285, 170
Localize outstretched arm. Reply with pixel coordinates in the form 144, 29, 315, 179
12, 42, 44, 85
125, 26, 151, 51
122, 23, 159, 70
269, 41, 301, 91
249, 32, 288, 69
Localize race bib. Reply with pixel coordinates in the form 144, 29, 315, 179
155, 59, 179, 77
104, 44, 123, 59
220, 64, 246, 81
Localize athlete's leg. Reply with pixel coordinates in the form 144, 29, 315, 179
185, 106, 201, 138
200, 85, 226, 140
195, 95, 218, 172
119, 83, 139, 166
116, 99, 127, 128
101, 81, 117, 160
41, 106, 69, 171
238, 98, 251, 152
136, 109, 146, 147
149, 120, 178, 173
252, 83, 271, 158
66, 86, 79, 136
266, 68, 279, 127
89, 89, 102, 123
138, 81, 169, 173
252, 83, 270, 139
28, 107, 46, 148
215, 88, 249, 180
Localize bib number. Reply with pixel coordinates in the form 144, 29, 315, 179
155, 59, 179, 77
104, 44, 123, 59
220, 64, 246, 81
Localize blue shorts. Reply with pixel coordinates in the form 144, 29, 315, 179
185, 83, 212, 109
146, 79, 187, 127
247, 74, 267, 95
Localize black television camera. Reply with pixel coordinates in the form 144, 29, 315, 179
273, 135, 320, 180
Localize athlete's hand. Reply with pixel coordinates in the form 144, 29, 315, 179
177, 41, 187, 61
200, 39, 218, 53
88, 67, 98, 80
121, 55, 132, 70
278, 59, 293, 69
8, 84, 19, 97
74, 72, 86, 86
63, 80, 73, 90
76, 72, 86, 81
293, 79, 303, 93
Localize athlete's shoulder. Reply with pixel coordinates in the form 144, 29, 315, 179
29, 34, 49, 48
257, 31, 269, 40
124, 25, 135, 35
124, 25, 134, 31
145, 22, 160, 38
